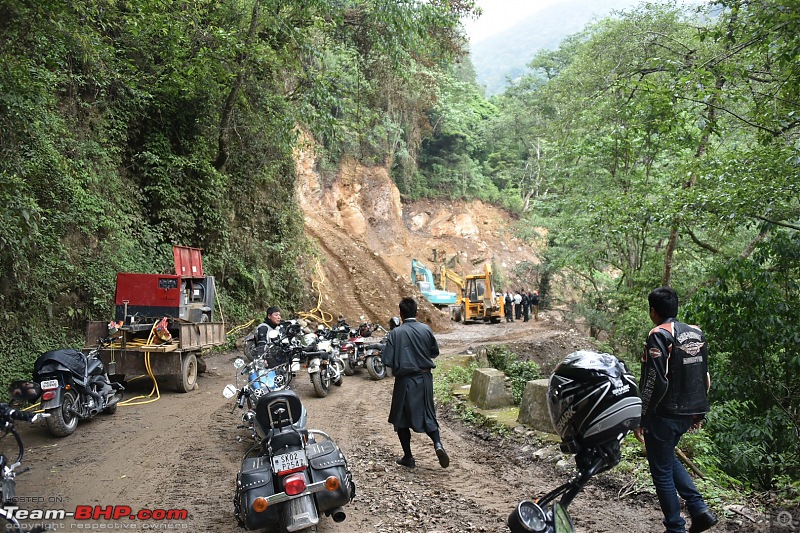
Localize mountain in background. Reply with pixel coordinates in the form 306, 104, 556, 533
470, 0, 693, 95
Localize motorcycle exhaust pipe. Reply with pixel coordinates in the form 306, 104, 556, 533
329, 507, 346, 523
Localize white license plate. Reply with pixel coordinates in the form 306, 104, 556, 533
272, 450, 308, 474
40, 379, 59, 390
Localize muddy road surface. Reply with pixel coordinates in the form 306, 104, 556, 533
8, 319, 743, 533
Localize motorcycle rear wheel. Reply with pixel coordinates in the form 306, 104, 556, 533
46, 389, 79, 437
311, 370, 330, 398
366, 356, 386, 380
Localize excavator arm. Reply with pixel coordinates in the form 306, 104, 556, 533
439, 265, 465, 293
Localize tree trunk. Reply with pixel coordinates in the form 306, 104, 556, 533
661, 6, 738, 285
214, 0, 260, 171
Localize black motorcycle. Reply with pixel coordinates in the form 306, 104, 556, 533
21, 337, 124, 437
224, 369, 355, 531
508, 350, 641, 533
1, 400, 48, 532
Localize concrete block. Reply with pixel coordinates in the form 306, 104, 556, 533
517, 379, 555, 434
469, 368, 513, 409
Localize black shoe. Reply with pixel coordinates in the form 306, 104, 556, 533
689, 510, 718, 533
395, 456, 416, 468
434, 442, 450, 468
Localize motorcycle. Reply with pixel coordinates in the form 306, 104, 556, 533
21, 337, 124, 437
339, 322, 388, 380
223, 361, 355, 532
1, 399, 49, 532
309, 325, 348, 397
508, 350, 641, 533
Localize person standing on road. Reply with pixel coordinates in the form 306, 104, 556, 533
530, 290, 540, 321
521, 289, 530, 322
634, 286, 717, 533
504, 290, 514, 322
382, 297, 450, 469
513, 290, 522, 320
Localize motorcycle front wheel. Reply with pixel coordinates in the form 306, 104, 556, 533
310, 369, 331, 398
342, 355, 356, 376
46, 389, 79, 437
366, 356, 386, 380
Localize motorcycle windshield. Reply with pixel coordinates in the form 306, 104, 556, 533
34, 348, 88, 387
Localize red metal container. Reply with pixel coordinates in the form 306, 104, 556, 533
173, 246, 204, 278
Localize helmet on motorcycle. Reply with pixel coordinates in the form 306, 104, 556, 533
389, 317, 401, 330
547, 350, 641, 454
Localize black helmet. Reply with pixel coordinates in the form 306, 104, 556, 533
548, 350, 641, 454
389, 316, 401, 330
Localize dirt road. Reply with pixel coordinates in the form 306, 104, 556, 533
9, 319, 742, 533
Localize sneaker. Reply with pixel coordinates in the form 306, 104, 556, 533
395, 456, 416, 468
689, 510, 718, 533
434, 442, 450, 468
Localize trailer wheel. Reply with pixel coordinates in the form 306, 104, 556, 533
176, 353, 198, 393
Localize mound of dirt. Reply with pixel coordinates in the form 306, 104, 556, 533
295, 146, 546, 332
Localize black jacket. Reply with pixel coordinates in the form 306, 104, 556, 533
639, 318, 710, 419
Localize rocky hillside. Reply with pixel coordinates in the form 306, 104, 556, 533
295, 145, 545, 331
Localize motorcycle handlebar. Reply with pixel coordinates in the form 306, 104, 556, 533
0, 403, 36, 423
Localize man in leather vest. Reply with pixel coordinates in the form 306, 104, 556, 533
634, 287, 717, 533
382, 297, 449, 469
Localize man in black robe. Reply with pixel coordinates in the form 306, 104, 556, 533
382, 297, 449, 469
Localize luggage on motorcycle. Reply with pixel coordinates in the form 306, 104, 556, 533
306, 439, 353, 513
33, 348, 88, 387
235, 456, 279, 529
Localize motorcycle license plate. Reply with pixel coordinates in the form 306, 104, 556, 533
40, 379, 59, 390
272, 450, 308, 474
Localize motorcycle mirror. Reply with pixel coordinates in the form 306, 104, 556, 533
233, 358, 246, 369
222, 384, 238, 399
9, 380, 41, 402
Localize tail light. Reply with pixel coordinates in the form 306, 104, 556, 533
42, 391, 56, 401
283, 473, 307, 496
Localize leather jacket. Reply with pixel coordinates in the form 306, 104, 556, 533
639, 318, 710, 419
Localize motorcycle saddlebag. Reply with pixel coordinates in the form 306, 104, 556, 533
306, 439, 353, 513
236, 456, 278, 529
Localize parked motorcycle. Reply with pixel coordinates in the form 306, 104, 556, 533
1, 400, 48, 532
508, 351, 641, 533
21, 337, 124, 437
223, 367, 355, 532
339, 322, 388, 380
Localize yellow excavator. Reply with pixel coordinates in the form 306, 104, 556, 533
439, 262, 504, 323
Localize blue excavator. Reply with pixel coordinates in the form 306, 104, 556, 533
410, 258, 458, 307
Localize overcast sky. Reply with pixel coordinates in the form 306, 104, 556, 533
462, 0, 564, 44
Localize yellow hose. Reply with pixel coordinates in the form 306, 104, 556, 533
297, 260, 335, 326
118, 321, 161, 406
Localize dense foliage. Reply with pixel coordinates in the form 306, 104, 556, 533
445, 0, 799, 491
0, 0, 477, 392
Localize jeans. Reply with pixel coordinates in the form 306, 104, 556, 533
643, 414, 708, 533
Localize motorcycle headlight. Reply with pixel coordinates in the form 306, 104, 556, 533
301, 333, 317, 347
